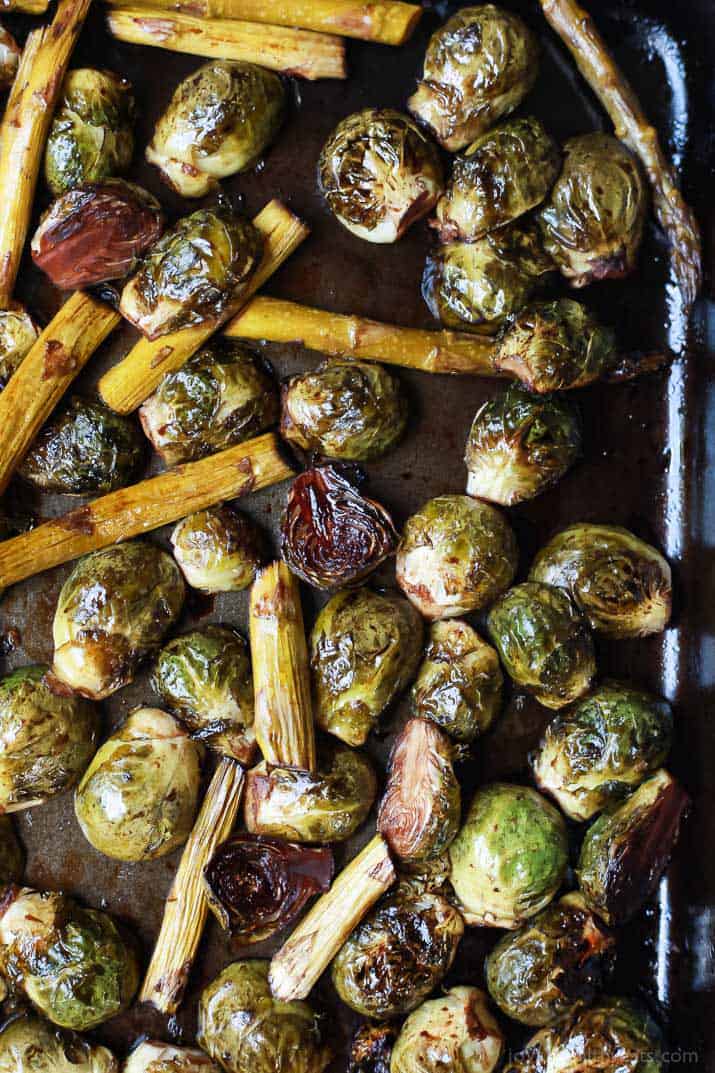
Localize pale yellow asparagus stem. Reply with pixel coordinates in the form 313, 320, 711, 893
0, 432, 293, 589
249, 561, 317, 771
0, 0, 49, 11
105, 6, 346, 79
0, 292, 120, 497
269, 834, 396, 1001
99, 200, 309, 414
141, 759, 244, 1013
0, 0, 91, 305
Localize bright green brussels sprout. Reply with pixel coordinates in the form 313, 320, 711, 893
124, 1041, 219, 1073
449, 783, 568, 928
487, 582, 595, 709
390, 986, 504, 1073
529, 524, 672, 638
0, 306, 38, 391
465, 384, 581, 506
197, 960, 331, 1073
0, 887, 140, 1030
171, 505, 265, 593
152, 625, 255, 763
139, 341, 278, 466
75, 707, 201, 862
52, 541, 185, 700
397, 495, 518, 620
434, 118, 560, 241
280, 360, 407, 462
533, 681, 672, 821
0, 665, 98, 813
147, 60, 285, 198
19, 397, 144, 495
318, 108, 443, 244
0, 817, 23, 884
493, 299, 618, 394
331, 888, 464, 1019
44, 69, 134, 196
311, 587, 423, 747
485, 891, 615, 1026
0, 1011, 118, 1073
537, 133, 647, 288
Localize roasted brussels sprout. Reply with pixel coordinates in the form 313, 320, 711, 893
529, 524, 672, 638
318, 108, 443, 244
45, 69, 134, 196
75, 707, 201, 862
197, 960, 331, 1073
52, 541, 185, 699
171, 506, 265, 593
408, 5, 539, 152
124, 1041, 217, 1073
537, 133, 647, 287
152, 625, 255, 763
449, 783, 568, 928
280, 360, 407, 462
533, 681, 672, 821
120, 207, 263, 340
311, 587, 423, 746
0, 887, 140, 1030
19, 397, 145, 495
397, 495, 518, 620
0, 817, 23, 884
577, 769, 689, 925
434, 118, 560, 242
487, 583, 595, 709
139, 341, 278, 465
391, 986, 504, 1073
0, 25, 20, 91
147, 61, 285, 198
348, 1023, 396, 1073
411, 620, 502, 742
0, 306, 38, 391
485, 891, 615, 1026
0, 665, 98, 813
465, 385, 581, 506
0, 1011, 118, 1073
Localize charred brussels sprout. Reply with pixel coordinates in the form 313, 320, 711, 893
0, 307, 38, 391
487, 582, 595, 709
577, 769, 689, 926
171, 506, 265, 593
139, 341, 278, 465
147, 61, 285, 198
0, 1011, 118, 1073
435, 118, 560, 241
0, 665, 98, 813
485, 892, 615, 1026
0, 818, 23, 884
537, 133, 647, 288
465, 385, 581, 506
397, 494, 518, 620
311, 587, 423, 746
281, 360, 407, 462
152, 625, 255, 763
349, 1024, 396, 1073
52, 541, 185, 699
529, 524, 672, 638
391, 987, 504, 1073
124, 1042, 218, 1073
19, 397, 144, 495
449, 783, 568, 928
45, 69, 134, 196
319, 108, 443, 244
197, 960, 331, 1073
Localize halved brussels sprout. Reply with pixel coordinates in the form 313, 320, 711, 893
0, 665, 98, 813
124, 1041, 217, 1073
0, 1011, 118, 1073
52, 541, 185, 700
487, 582, 595, 709
147, 60, 285, 198
171, 505, 265, 593
529, 524, 672, 638
348, 1023, 396, 1073
45, 69, 134, 196
139, 341, 278, 466
0, 25, 20, 91
0, 307, 38, 391
397, 494, 518, 620
391, 987, 504, 1073
318, 108, 443, 244
485, 891, 615, 1026
311, 587, 423, 746
533, 681, 672, 821
577, 769, 689, 926
434, 117, 560, 241
537, 133, 647, 288
0, 817, 23, 884
449, 783, 568, 928
152, 624, 255, 763
280, 360, 407, 462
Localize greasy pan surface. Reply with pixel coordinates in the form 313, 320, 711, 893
0, 0, 712, 1065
